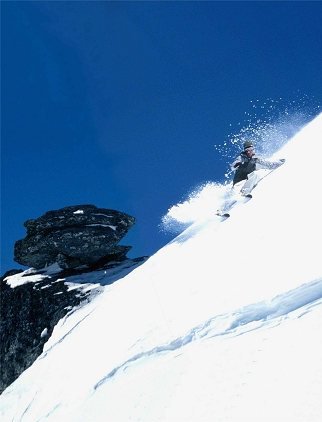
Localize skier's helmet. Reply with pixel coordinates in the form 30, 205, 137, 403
243, 141, 253, 150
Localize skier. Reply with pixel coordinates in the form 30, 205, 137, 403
231, 141, 285, 196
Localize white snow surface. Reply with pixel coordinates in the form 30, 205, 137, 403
1, 114, 322, 421
86, 224, 117, 230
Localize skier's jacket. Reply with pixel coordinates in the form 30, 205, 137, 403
231, 153, 283, 186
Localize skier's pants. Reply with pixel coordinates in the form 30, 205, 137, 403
240, 171, 262, 195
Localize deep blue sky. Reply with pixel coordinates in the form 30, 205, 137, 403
2, 1, 322, 273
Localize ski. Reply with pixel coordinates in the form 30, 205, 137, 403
216, 193, 252, 219
216, 212, 230, 219
241, 193, 252, 199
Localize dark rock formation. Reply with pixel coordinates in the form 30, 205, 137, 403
0, 254, 147, 394
1, 204, 146, 393
0, 269, 94, 394
0, 255, 148, 394
14, 205, 135, 269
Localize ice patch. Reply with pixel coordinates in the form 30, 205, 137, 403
41, 328, 48, 338
86, 224, 117, 230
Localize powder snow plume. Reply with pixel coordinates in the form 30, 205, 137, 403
161, 98, 320, 235
161, 182, 229, 233
215, 95, 321, 165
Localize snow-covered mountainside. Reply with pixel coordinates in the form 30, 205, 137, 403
1, 114, 322, 422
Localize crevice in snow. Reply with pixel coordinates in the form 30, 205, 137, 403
39, 308, 96, 359
94, 277, 322, 390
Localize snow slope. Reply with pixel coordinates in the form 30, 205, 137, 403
1, 114, 322, 422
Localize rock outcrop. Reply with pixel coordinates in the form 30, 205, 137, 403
0, 268, 94, 394
1, 204, 146, 393
14, 205, 135, 270
0, 253, 148, 394
0, 255, 147, 394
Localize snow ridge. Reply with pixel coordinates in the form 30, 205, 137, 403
94, 276, 322, 390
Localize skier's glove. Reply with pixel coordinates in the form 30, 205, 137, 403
233, 162, 241, 168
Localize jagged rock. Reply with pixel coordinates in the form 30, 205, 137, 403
14, 205, 135, 269
1, 204, 145, 393
0, 270, 93, 394
0, 256, 147, 393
